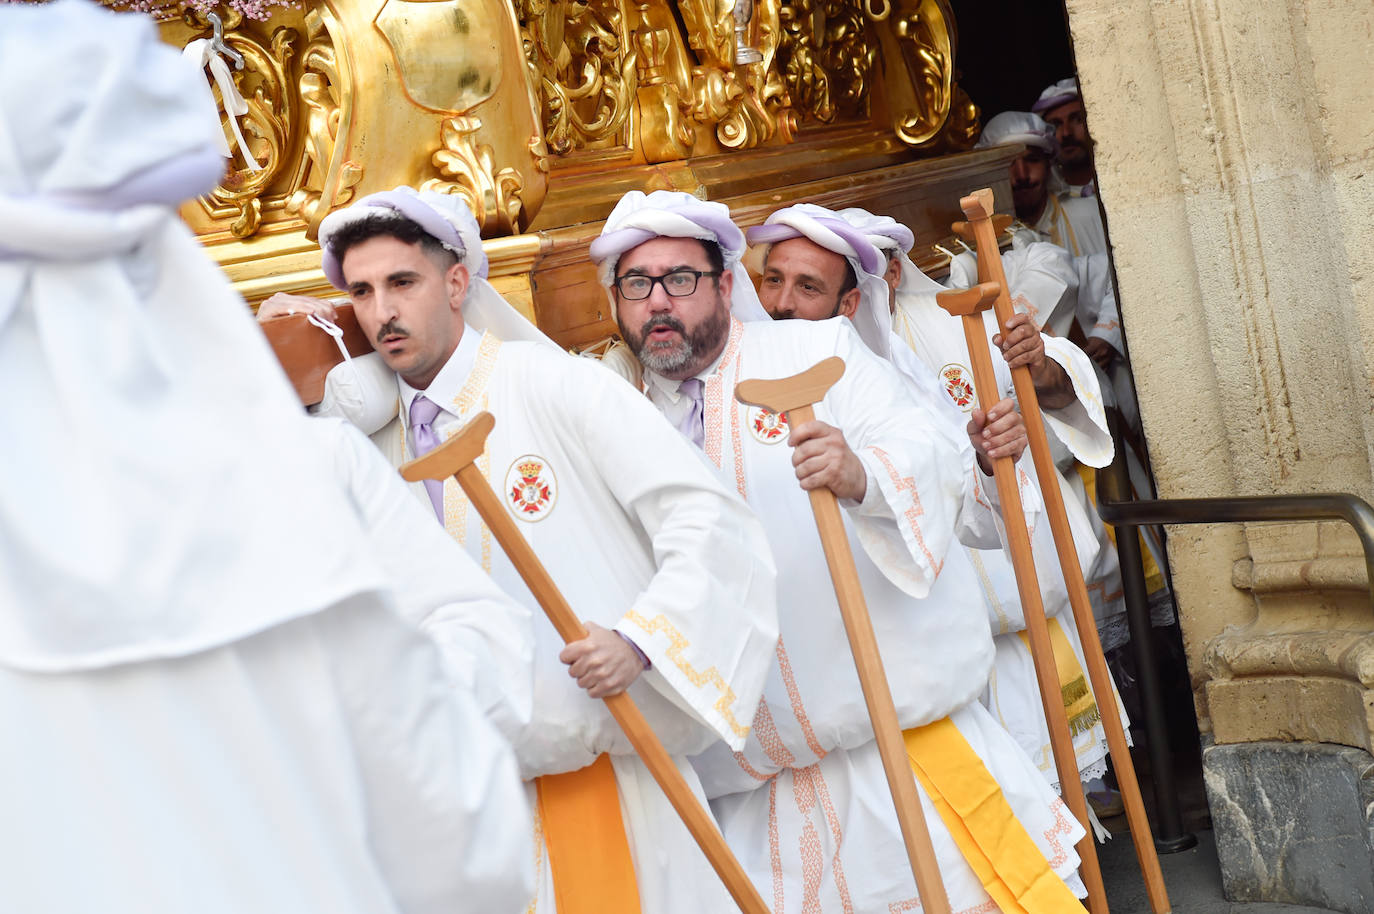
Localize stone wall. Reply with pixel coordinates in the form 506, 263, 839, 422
1062, 0, 1374, 731
1061, 0, 1374, 902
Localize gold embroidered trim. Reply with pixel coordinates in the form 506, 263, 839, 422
622, 610, 749, 739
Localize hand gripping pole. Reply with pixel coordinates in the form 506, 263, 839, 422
401, 412, 771, 914
952, 186, 1172, 914
735, 357, 953, 914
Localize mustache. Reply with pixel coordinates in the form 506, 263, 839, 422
639, 314, 687, 337
375, 319, 410, 345
1012, 180, 1040, 191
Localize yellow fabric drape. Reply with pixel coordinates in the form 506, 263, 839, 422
535, 755, 641, 914
1018, 617, 1102, 738
904, 719, 1088, 914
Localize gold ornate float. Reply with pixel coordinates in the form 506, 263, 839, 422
135, 0, 1017, 348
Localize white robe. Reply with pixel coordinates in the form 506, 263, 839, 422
0, 416, 535, 914
1032, 193, 1107, 258
322, 335, 779, 914
675, 317, 1084, 913
897, 248, 1129, 789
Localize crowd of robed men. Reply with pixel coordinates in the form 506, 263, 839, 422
2, 4, 1142, 913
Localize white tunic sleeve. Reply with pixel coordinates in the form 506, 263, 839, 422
317, 417, 535, 741
812, 323, 997, 596
325, 598, 534, 914
549, 357, 779, 752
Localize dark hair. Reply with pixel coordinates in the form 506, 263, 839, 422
328, 213, 460, 277
698, 238, 725, 276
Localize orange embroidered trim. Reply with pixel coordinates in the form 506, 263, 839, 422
776, 637, 826, 760
1042, 797, 1075, 870
622, 610, 750, 739
801, 764, 854, 912
869, 445, 940, 574
704, 319, 742, 471
768, 779, 785, 913
750, 700, 795, 770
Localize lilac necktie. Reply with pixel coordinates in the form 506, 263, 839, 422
408, 394, 446, 522
676, 378, 705, 450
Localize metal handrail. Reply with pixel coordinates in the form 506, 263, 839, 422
1096, 492, 1374, 601
1092, 457, 1374, 852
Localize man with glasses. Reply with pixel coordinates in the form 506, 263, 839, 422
257, 187, 779, 914
590, 191, 1087, 914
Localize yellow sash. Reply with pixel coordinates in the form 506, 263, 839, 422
535, 755, 641, 914
1019, 617, 1102, 738
904, 719, 1088, 914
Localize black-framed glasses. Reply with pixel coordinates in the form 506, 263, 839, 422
614, 269, 721, 301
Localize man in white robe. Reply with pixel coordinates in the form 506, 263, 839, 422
0, 5, 534, 910
1032, 78, 1098, 199
589, 191, 1088, 914
259, 188, 779, 914
978, 111, 1107, 260
978, 113, 1174, 659
837, 206, 1131, 802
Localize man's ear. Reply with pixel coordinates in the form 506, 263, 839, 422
884, 255, 902, 289
445, 261, 471, 312
717, 266, 734, 302
837, 287, 862, 320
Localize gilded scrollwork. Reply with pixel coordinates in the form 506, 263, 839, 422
422, 115, 527, 236
285, 8, 363, 234
886, 0, 956, 147
633, 19, 696, 163
517, 0, 637, 156
184, 9, 298, 237
777, 0, 877, 125
682, 0, 794, 150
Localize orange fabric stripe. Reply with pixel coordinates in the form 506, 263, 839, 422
535, 755, 641, 914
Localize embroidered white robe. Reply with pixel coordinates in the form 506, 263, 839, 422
894, 249, 1129, 789
326, 335, 779, 914
680, 316, 1084, 913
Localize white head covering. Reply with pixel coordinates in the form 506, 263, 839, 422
0, 0, 392, 671
746, 203, 895, 358
975, 110, 1057, 155
1031, 77, 1080, 115
318, 186, 554, 347
835, 207, 947, 298
589, 190, 770, 323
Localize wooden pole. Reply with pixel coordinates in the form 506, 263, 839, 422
400, 412, 771, 914
957, 186, 1172, 914
733, 357, 952, 914
937, 283, 1108, 913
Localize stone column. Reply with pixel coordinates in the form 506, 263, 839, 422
1062, 0, 1374, 908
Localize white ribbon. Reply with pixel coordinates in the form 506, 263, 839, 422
181, 38, 260, 173
306, 310, 363, 390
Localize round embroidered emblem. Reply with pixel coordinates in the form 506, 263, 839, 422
505, 455, 557, 522
940, 362, 976, 412
747, 406, 790, 444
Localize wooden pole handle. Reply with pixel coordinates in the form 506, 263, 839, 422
734, 363, 953, 914
959, 187, 1172, 914
401, 414, 771, 914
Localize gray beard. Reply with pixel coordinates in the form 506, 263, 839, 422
621, 306, 730, 379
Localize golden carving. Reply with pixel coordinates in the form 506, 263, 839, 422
679, 0, 794, 150
882, 0, 956, 148
185, 9, 298, 238
285, 7, 363, 235
374, 0, 500, 113
777, 0, 877, 124
634, 18, 695, 163
517, 0, 637, 156
422, 115, 528, 235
